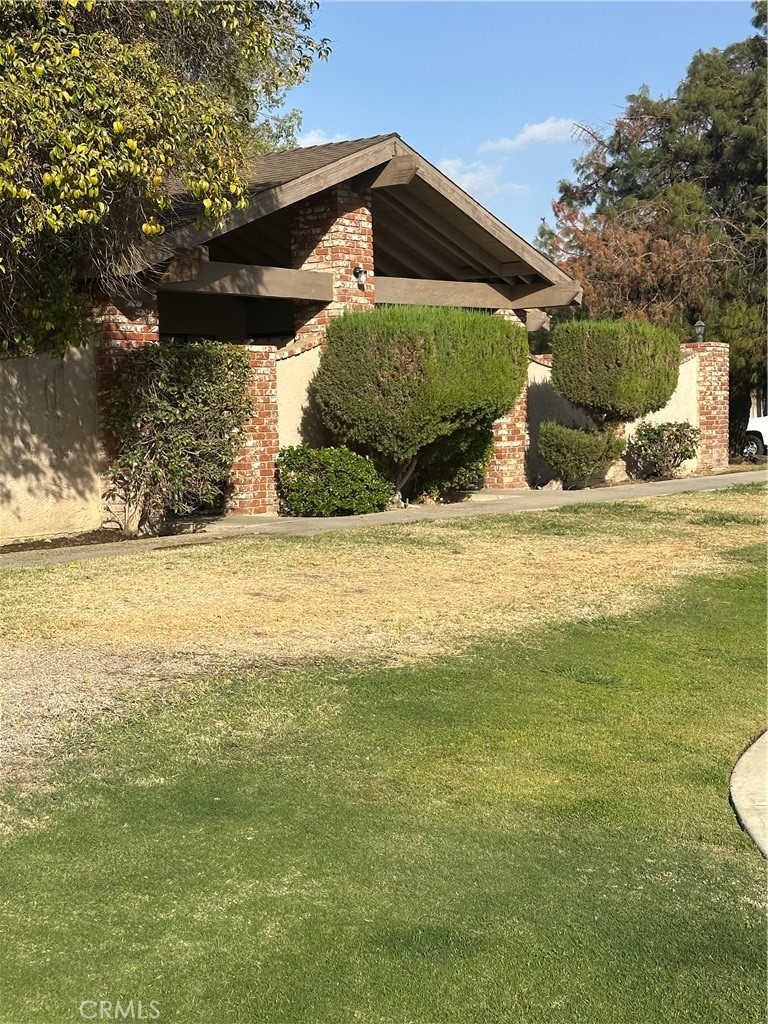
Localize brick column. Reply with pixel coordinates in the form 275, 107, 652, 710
226, 345, 279, 514
485, 310, 530, 489
290, 183, 375, 348
682, 340, 729, 471
485, 389, 529, 489
493, 308, 524, 326
92, 288, 159, 368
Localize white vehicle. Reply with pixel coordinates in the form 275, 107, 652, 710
743, 416, 768, 458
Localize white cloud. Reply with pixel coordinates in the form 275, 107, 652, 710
297, 129, 348, 148
438, 158, 530, 201
480, 118, 575, 153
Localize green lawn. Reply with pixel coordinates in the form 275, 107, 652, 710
1, 546, 765, 1023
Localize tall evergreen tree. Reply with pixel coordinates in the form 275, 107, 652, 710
539, 1, 766, 451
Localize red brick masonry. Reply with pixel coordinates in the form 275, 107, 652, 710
682, 341, 729, 472
225, 347, 279, 515
291, 184, 375, 348
485, 390, 529, 489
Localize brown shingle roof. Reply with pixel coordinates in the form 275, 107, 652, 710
241, 134, 399, 194
166, 134, 399, 230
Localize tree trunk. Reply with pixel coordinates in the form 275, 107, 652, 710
395, 456, 418, 496
121, 479, 149, 537
389, 456, 419, 506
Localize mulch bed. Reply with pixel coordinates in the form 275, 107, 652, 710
0, 529, 129, 555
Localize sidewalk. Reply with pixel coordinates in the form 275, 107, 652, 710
731, 732, 768, 858
1, 468, 765, 571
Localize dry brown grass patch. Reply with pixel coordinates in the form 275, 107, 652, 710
1, 487, 764, 778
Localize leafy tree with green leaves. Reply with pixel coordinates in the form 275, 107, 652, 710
105, 340, 253, 535
538, 1, 766, 451
0, 0, 328, 354
710, 300, 767, 450
312, 306, 528, 497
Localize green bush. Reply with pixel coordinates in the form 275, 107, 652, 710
312, 305, 528, 494
539, 421, 626, 486
105, 340, 252, 535
410, 423, 495, 497
626, 421, 701, 479
276, 445, 393, 517
550, 320, 680, 425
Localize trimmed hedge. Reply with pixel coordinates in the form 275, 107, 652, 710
276, 445, 393, 517
539, 422, 626, 486
550, 320, 680, 424
312, 305, 528, 492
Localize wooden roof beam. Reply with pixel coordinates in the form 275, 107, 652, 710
414, 161, 574, 286
140, 136, 402, 269
368, 155, 420, 189
374, 206, 467, 279
375, 277, 582, 310
523, 309, 551, 332
376, 190, 498, 279
160, 262, 333, 302
500, 260, 530, 277
373, 236, 444, 280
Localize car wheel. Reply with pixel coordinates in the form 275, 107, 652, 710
742, 433, 765, 458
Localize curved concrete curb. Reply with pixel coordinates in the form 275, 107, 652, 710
730, 731, 768, 857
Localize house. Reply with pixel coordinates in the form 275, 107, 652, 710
0, 135, 729, 542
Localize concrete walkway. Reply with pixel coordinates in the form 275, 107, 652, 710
1, 468, 765, 570
731, 732, 768, 858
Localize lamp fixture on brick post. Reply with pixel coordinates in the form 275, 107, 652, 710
694, 319, 706, 343
353, 265, 367, 288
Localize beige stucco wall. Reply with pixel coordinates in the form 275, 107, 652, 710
0, 346, 103, 542
276, 345, 323, 448
527, 353, 701, 485
526, 359, 591, 485
620, 354, 700, 476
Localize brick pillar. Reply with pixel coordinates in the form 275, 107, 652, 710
290, 183, 375, 348
226, 345, 279, 514
485, 310, 530, 489
485, 388, 529, 489
92, 288, 159, 365
493, 308, 524, 326
682, 340, 730, 472
92, 290, 160, 526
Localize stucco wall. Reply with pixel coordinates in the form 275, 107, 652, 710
526, 359, 592, 485
526, 353, 701, 485
0, 346, 103, 542
276, 345, 323, 448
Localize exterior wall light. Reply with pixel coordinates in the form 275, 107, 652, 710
353, 265, 367, 288
694, 319, 706, 343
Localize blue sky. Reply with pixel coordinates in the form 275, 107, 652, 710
288, 1, 755, 243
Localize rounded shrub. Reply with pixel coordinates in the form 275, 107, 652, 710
626, 421, 701, 479
538, 421, 626, 487
312, 305, 528, 494
550, 320, 680, 424
276, 445, 393, 517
